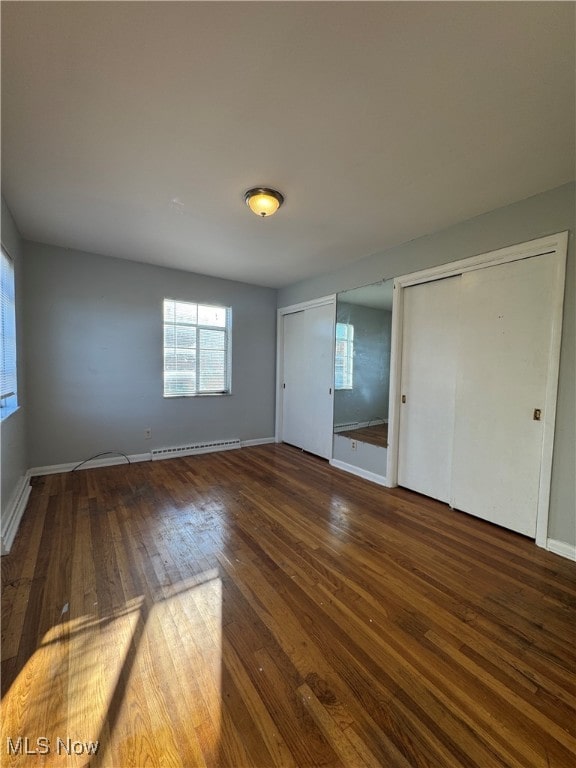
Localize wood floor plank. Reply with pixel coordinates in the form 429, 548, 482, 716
222, 636, 299, 768
1, 492, 47, 665
1, 444, 575, 767
297, 682, 374, 768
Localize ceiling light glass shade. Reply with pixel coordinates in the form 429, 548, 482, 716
245, 187, 284, 217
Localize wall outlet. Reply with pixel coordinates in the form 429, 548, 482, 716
351, 440, 357, 450
144, 428, 152, 439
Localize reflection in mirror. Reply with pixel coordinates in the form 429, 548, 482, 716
332, 279, 393, 481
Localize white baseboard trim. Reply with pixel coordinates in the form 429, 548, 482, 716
29, 452, 152, 476
1, 472, 32, 556
241, 437, 276, 448
330, 459, 388, 488
546, 538, 576, 562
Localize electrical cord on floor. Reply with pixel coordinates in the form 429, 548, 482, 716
71, 451, 131, 471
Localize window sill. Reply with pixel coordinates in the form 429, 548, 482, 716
0, 403, 21, 423
163, 392, 232, 399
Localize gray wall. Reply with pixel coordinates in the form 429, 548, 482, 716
24, 242, 277, 467
334, 302, 391, 426
1, 197, 28, 513
279, 183, 576, 547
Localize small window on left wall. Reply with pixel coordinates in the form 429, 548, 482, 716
1, 246, 18, 419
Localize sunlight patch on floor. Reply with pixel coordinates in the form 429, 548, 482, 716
1, 574, 223, 767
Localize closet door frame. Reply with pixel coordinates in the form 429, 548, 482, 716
276, 294, 336, 455
387, 231, 568, 549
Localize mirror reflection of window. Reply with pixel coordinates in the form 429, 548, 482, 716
335, 322, 354, 390
333, 280, 393, 473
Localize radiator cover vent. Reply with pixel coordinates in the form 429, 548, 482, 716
151, 439, 241, 461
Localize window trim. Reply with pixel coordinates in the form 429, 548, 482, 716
163, 298, 232, 398
1, 244, 18, 420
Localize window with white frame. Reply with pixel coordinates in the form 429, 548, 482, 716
163, 299, 231, 396
335, 322, 354, 390
1, 246, 18, 418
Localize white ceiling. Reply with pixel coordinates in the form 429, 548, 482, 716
2, 2, 574, 288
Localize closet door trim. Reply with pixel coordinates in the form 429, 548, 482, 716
387, 231, 568, 549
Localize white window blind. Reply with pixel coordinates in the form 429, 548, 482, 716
335, 322, 354, 390
163, 299, 231, 396
1, 247, 18, 417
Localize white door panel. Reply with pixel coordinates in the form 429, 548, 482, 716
398, 277, 460, 502
282, 303, 334, 459
451, 254, 557, 536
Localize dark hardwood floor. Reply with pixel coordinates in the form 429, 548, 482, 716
1, 444, 575, 767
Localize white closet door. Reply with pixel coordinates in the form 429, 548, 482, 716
282, 303, 335, 459
451, 253, 558, 537
397, 276, 460, 502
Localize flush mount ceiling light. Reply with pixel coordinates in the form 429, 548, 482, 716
244, 187, 284, 217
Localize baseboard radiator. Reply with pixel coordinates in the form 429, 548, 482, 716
151, 439, 241, 461
334, 421, 360, 433
334, 419, 387, 433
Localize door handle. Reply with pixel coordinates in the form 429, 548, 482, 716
402, 395, 406, 404
533, 408, 541, 421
